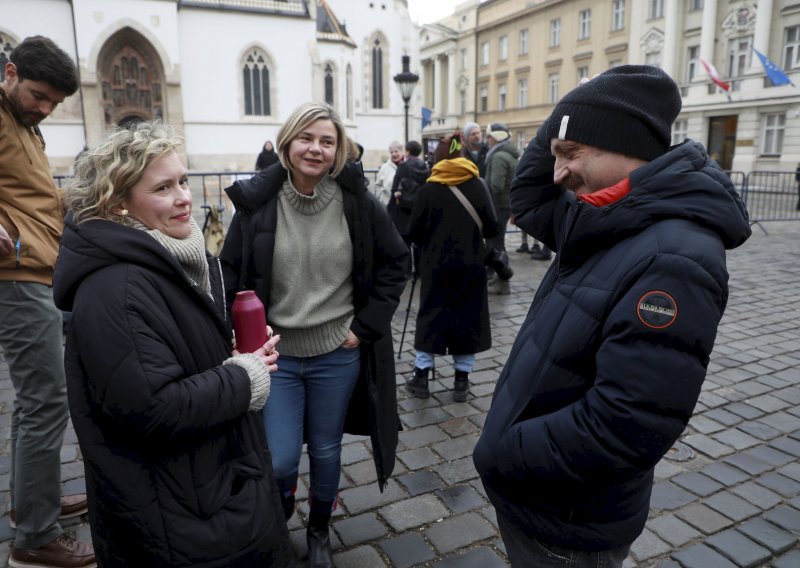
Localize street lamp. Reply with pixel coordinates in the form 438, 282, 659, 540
393, 55, 419, 144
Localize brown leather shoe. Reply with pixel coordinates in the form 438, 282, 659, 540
8, 494, 89, 529
9, 533, 96, 568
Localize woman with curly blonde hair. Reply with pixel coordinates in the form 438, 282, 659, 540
54, 121, 292, 567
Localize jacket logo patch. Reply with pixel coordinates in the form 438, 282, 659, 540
637, 290, 677, 329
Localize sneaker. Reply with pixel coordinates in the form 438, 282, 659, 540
488, 279, 511, 295
9, 495, 88, 529
9, 533, 96, 568
515, 243, 529, 253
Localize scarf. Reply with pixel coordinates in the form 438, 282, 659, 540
131, 216, 211, 295
427, 157, 479, 185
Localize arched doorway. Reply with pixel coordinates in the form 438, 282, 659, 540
97, 28, 164, 127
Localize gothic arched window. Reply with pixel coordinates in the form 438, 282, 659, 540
243, 48, 272, 116
324, 63, 334, 105
371, 37, 384, 109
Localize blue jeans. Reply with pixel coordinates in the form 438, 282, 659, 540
0, 282, 68, 548
498, 514, 630, 568
415, 351, 475, 373
263, 346, 360, 513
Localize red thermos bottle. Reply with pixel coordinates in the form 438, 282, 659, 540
231, 290, 267, 353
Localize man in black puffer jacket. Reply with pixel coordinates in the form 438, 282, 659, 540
473, 66, 751, 567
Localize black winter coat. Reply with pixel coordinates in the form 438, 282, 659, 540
53, 217, 292, 567
219, 161, 408, 489
473, 126, 751, 551
387, 156, 430, 237
406, 175, 499, 355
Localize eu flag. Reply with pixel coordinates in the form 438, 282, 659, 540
753, 48, 795, 87
421, 107, 432, 129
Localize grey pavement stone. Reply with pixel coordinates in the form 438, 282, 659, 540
398, 424, 449, 449
670, 543, 738, 568
724, 402, 765, 420
772, 549, 800, 568
439, 416, 480, 437
705, 528, 771, 568
431, 546, 508, 568
333, 513, 387, 546
703, 407, 744, 426
777, 462, 800, 483
653, 459, 683, 481
736, 420, 782, 441
723, 452, 775, 476
342, 459, 379, 486
649, 481, 700, 511
378, 494, 448, 531
700, 462, 751, 486
770, 437, 800, 458
628, 528, 671, 561
378, 531, 435, 568
688, 414, 725, 434
712, 429, 761, 450
338, 480, 407, 515
424, 512, 496, 554
745, 393, 792, 413
397, 447, 441, 470
436, 485, 486, 514
747, 445, 795, 467
333, 544, 389, 567
431, 433, 479, 461
761, 411, 800, 434
674, 502, 735, 534
401, 407, 452, 428
736, 517, 797, 554
764, 505, 800, 535
432, 456, 479, 485
697, 391, 729, 409
682, 433, 735, 458
670, 471, 724, 497
703, 491, 761, 522
340, 441, 371, 466
755, 472, 800, 498
395, 470, 445, 497
731, 482, 784, 511
648, 513, 702, 547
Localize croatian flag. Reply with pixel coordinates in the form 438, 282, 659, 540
753, 48, 795, 87
699, 58, 731, 95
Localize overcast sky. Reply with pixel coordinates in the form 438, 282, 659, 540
406, 0, 461, 25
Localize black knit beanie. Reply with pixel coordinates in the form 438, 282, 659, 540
546, 65, 682, 161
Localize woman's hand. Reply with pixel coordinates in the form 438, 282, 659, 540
234, 326, 280, 372
342, 330, 361, 349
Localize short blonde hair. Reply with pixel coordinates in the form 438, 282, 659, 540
276, 102, 348, 178
68, 121, 183, 224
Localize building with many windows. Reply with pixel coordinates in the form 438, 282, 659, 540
420, 0, 800, 172
1, 0, 419, 172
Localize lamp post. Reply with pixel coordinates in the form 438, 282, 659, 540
393, 55, 419, 144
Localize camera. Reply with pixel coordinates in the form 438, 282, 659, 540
484, 248, 514, 281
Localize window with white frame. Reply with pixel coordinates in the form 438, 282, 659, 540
481, 42, 490, 65
517, 131, 527, 151
762, 113, 785, 155
479, 85, 488, 112
728, 36, 752, 85
519, 29, 529, 55
609, 59, 622, 68
612, 0, 625, 32
518, 78, 528, 107
689, 0, 703, 11
460, 89, 466, 115
671, 118, 688, 145
686, 45, 699, 82
784, 25, 800, 70
548, 73, 559, 103
550, 19, 561, 47
498, 83, 507, 110
645, 52, 661, 67
370, 36, 385, 109
324, 63, 335, 105
577, 66, 589, 82
649, 0, 664, 19
578, 10, 591, 40
499, 36, 508, 61
461, 48, 468, 70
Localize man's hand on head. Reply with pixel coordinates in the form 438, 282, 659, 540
0, 224, 13, 256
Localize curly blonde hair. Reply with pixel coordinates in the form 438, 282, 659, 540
276, 102, 349, 178
68, 121, 183, 224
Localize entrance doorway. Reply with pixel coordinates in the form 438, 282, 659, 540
707, 115, 737, 171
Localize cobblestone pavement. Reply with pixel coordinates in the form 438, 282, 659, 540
0, 223, 799, 567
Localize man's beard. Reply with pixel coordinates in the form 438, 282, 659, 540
9, 86, 45, 127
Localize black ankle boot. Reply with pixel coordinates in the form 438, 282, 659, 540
406, 367, 430, 398
280, 493, 295, 521
454, 370, 469, 402
307, 512, 333, 568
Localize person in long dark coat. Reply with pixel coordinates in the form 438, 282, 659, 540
404, 132, 500, 402
220, 102, 408, 567
53, 121, 293, 567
